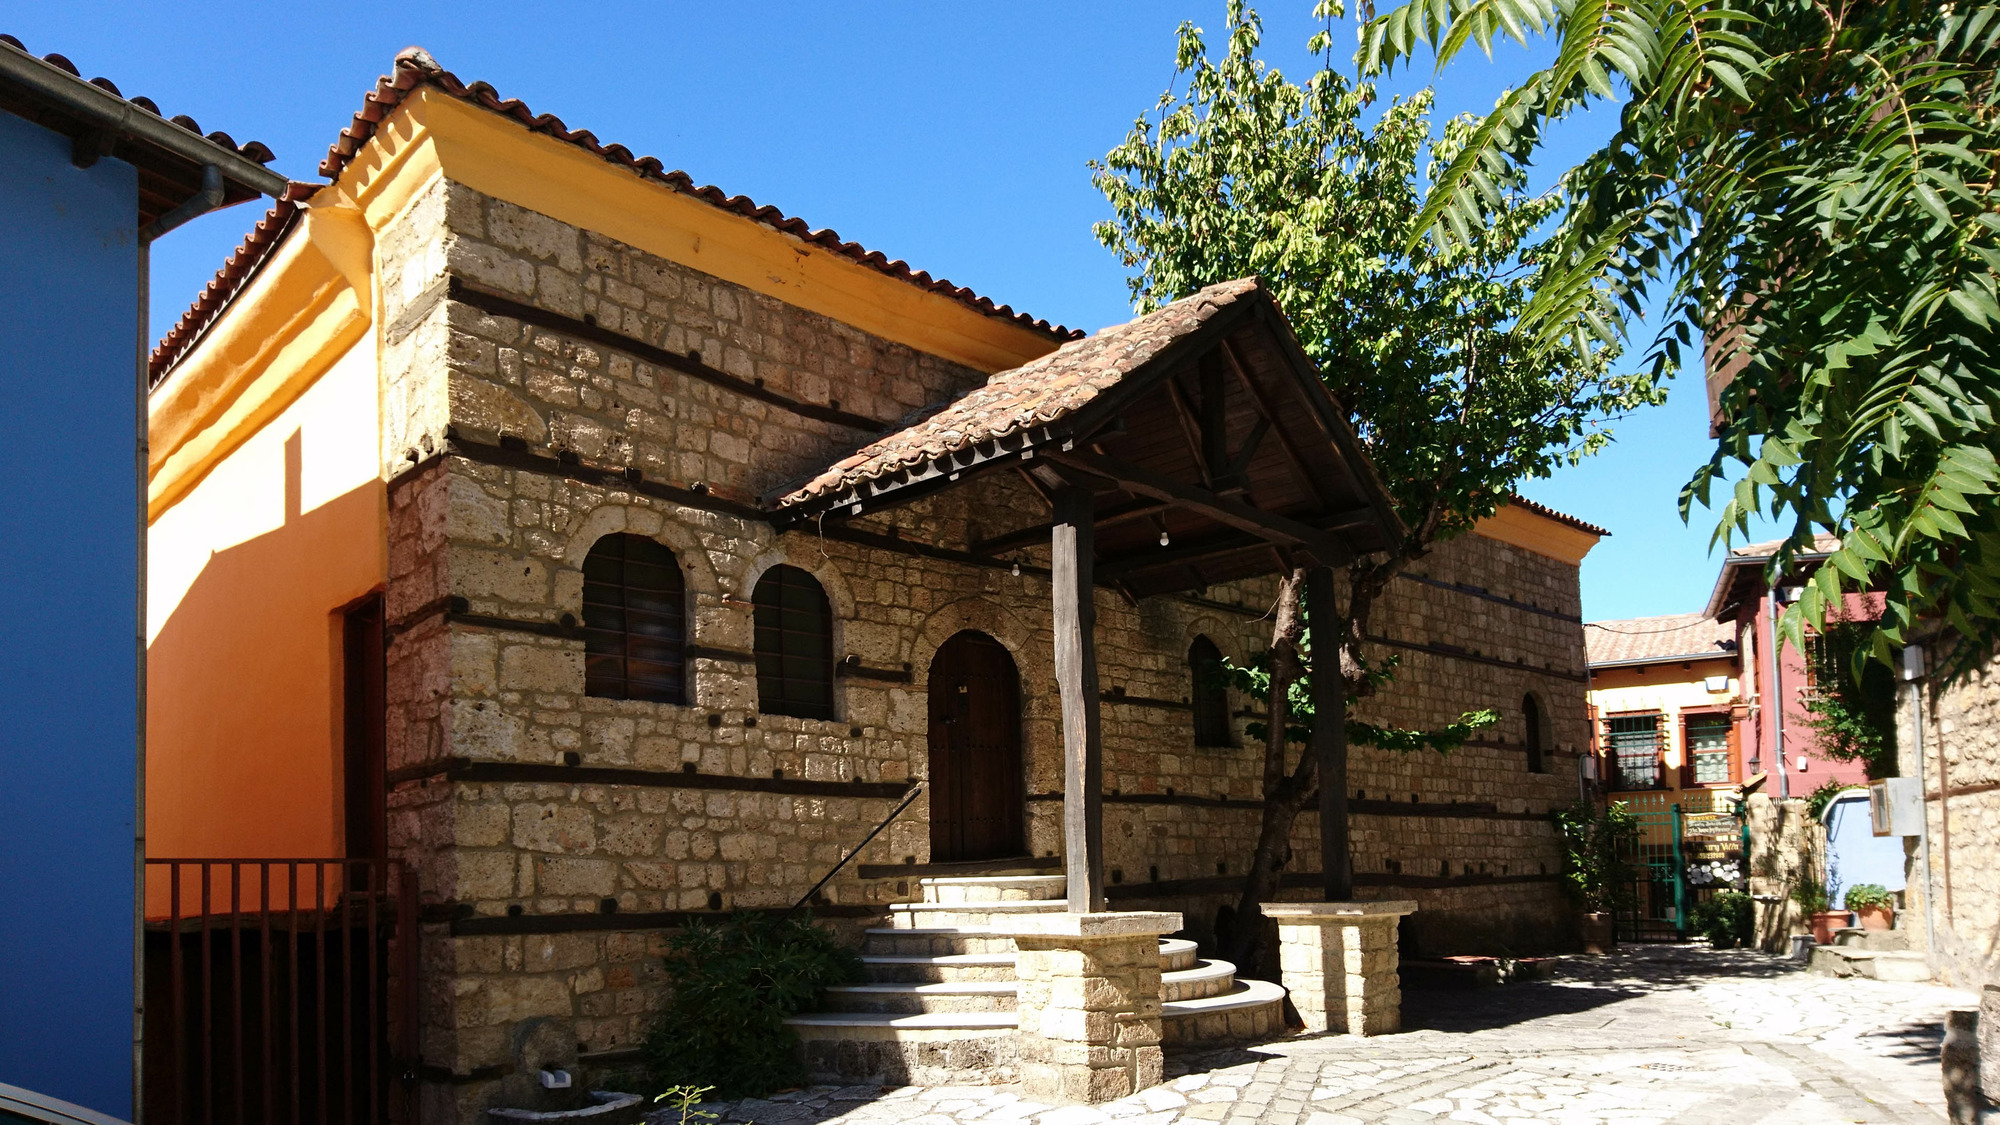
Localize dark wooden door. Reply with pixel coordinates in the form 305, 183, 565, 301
928, 631, 1024, 862
342, 594, 387, 864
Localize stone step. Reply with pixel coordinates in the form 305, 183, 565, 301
1810, 944, 1932, 982
1159, 978, 1287, 1046
1833, 926, 1910, 952
1159, 938, 1199, 972
887, 900, 1067, 929
862, 927, 1018, 957
788, 1012, 1019, 1086
919, 875, 1069, 904
1162, 959, 1238, 1002
820, 980, 1018, 1014
859, 953, 1019, 983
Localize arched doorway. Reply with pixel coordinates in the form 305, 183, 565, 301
928, 630, 1024, 862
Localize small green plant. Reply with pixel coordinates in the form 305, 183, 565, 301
1843, 883, 1893, 911
654, 1085, 719, 1125
1552, 799, 1640, 913
1690, 891, 1753, 949
1804, 779, 1855, 822
644, 911, 862, 1098
1790, 880, 1830, 914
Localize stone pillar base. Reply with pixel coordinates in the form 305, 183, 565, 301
1261, 900, 1417, 1035
999, 911, 1182, 1104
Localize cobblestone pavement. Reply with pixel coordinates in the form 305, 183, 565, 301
655, 946, 1977, 1125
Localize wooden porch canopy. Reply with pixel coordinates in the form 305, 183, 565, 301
773, 277, 1404, 910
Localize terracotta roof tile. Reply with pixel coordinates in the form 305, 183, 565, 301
1585, 613, 1737, 667
0, 34, 279, 166
774, 278, 1262, 510
148, 181, 317, 384
1728, 533, 1840, 558
1505, 494, 1608, 537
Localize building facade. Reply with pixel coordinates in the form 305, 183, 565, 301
147, 49, 1605, 1120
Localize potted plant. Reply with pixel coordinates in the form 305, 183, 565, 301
1843, 883, 1895, 931
1691, 891, 1753, 950
1554, 799, 1639, 953
1791, 880, 1843, 944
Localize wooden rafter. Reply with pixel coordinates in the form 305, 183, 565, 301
1045, 449, 1352, 566
1218, 338, 1331, 507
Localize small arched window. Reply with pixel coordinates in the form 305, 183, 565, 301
1190, 636, 1233, 747
1522, 693, 1547, 773
581, 533, 686, 704
753, 564, 835, 719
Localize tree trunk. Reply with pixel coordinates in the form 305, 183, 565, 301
1226, 570, 1306, 967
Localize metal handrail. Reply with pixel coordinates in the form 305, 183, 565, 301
785, 782, 925, 920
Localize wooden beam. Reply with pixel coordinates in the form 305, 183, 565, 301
1199, 351, 1230, 484
1163, 373, 1213, 487
1052, 485, 1106, 913
970, 498, 1170, 556
1218, 338, 1332, 507
1307, 565, 1351, 901
1096, 531, 1274, 578
1046, 450, 1352, 566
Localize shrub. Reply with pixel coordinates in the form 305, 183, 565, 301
1790, 880, 1830, 914
1690, 891, 1753, 949
1552, 799, 1639, 913
1843, 883, 1894, 911
644, 912, 862, 1098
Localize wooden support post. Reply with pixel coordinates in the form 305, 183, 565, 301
1053, 485, 1105, 912
1307, 565, 1351, 901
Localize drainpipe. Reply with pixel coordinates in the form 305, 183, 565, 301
140, 163, 224, 243
1903, 644, 1940, 969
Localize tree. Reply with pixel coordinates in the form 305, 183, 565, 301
1358, 0, 2000, 677
1092, 0, 1659, 957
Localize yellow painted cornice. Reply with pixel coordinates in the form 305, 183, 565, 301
399, 88, 1061, 374
147, 199, 373, 521
1473, 503, 1602, 567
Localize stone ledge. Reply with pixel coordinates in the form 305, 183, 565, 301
997, 911, 1183, 939
1261, 900, 1419, 922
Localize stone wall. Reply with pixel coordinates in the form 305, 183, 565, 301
377, 183, 1601, 1117
1902, 650, 2000, 989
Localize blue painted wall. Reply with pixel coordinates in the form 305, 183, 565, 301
1825, 791, 1905, 911
0, 107, 139, 1119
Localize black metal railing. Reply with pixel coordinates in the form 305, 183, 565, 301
786, 782, 925, 919
143, 858, 420, 1125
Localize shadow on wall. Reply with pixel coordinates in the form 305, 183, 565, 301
147, 470, 383, 900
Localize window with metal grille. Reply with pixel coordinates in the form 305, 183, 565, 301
1605, 713, 1664, 789
582, 534, 687, 704
1189, 636, 1232, 747
1687, 714, 1733, 784
754, 564, 834, 719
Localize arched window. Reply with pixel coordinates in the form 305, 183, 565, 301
582, 534, 686, 704
1190, 636, 1233, 747
753, 564, 834, 719
1522, 693, 1547, 773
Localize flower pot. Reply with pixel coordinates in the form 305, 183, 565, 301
1808, 910, 1845, 945
1856, 905, 1893, 931
1579, 912, 1616, 955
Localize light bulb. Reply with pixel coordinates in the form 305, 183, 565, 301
1159, 531, 1171, 546
1011, 561, 1021, 576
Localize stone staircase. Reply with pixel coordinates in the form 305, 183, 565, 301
1808, 926, 1931, 982
788, 872, 1286, 1085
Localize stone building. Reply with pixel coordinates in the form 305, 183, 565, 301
145, 49, 1604, 1120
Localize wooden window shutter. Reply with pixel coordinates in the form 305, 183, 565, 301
753, 564, 835, 720
582, 534, 686, 704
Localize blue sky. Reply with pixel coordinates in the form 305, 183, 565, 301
13, 1, 1773, 622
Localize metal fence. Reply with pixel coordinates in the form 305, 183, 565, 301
1614, 790, 1748, 941
143, 859, 420, 1125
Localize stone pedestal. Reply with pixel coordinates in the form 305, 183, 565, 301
1261, 900, 1417, 1035
999, 911, 1181, 1105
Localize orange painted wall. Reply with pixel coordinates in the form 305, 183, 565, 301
145, 340, 383, 916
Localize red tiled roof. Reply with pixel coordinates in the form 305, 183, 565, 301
1585, 613, 1737, 667
1729, 533, 1840, 558
148, 182, 316, 384
151, 46, 1079, 384
1504, 494, 1608, 537
774, 278, 1262, 511
324, 48, 1077, 333
0, 34, 278, 166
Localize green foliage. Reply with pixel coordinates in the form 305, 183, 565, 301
1223, 641, 1498, 752
1797, 626, 1901, 779
1842, 883, 1894, 911
1359, 0, 2000, 679
1790, 878, 1831, 914
1093, 1, 1656, 554
644, 912, 862, 1098
653, 1086, 719, 1125
1804, 778, 1854, 822
1552, 799, 1639, 913
1690, 890, 1754, 949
